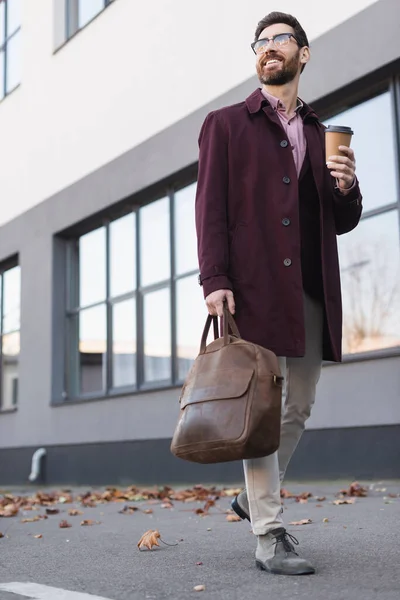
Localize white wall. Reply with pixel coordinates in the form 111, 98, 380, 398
0, 0, 378, 227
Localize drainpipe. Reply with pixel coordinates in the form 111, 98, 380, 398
28, 448, 46, 483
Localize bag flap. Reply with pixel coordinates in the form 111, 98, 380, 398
180, 367, 254, 409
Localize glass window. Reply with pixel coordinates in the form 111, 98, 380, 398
110, 213, 136, 298
324, 92, 397, 212
176, 274, 206, 380
78, 0, 105, 29
0, 50, 4, 102
112, 298, 136, 388
6, 0, 21, 35
143, 287, 171, 383
79, 304, 107, 394
5, 29, 20, 93
0, 263, 21, 410
3, 265, 21, 333
0, 3, 5, 41
339, 211, 400, 354
2, 331, 20, 409
174, 183, 198, 276
79, 227, 106, 308
140, 197, 170, 287
65, 180, 202, 398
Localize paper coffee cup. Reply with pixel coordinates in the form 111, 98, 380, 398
325, 125, 354, 162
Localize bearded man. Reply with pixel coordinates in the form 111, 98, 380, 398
195, 11, 362, 575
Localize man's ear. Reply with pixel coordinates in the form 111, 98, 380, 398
300, 47, 310, 67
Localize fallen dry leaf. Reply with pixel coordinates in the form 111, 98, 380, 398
21, 517, 40, 523
45, 508, 60, 515
160, 501, 174, 509
68, 509, 84, 516
194, 585, 206, 592
333, 498, 355, 505
323, 518, 329, 523
142, 509, 153, 514
289, 519, 312, 526
0, 504, 19, 517
118, 506, 138, 515
280, 488, 296, 499
196, 562, 203, 566
226, 514, 241, 522
298, 498, 308, 504
80, 519, 100, 526
0, 532, 4, 538
316, 497, 326, 502
339, 482, 367, 497
295, 492, 313, 502
34, 534, 43, 539
222, 488, 242, 497
137, 529, 161, 551
59, 520, 72, 528
315, 504, 323, 508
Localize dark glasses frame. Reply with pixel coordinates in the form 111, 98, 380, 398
251, 33, 300, 54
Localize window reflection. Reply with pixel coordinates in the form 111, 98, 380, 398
112, 299, 136, 388
110, 214, 136, 298
79, 305, 107, 394
3, 266, 21, 334
338, 211, 400, 354
2, 331, 20, 409
6, 0, 21, 35
324, 92, 397, 212
6, 30, 20, 93
174, 183, 198, 276
78, 0, 105, 29
176, 274, 207, 380
143, 287, 171, 382
140, 198, 170, 287
79, 227, 106, 308
0, 51, 4, 101
0, 3, 5, 41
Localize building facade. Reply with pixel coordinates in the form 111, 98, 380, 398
0, 0, 399, 485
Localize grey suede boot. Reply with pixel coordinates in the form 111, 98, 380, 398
256, 528, 315, 575
231, 489, 283, 522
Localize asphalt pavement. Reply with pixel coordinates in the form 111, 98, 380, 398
1, 480, 399, 600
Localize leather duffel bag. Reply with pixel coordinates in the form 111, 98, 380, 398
170, 303, 283, 464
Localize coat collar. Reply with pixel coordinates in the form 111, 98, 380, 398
245, 88, 319, 122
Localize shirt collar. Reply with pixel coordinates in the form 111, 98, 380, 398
261, 88, 303, 114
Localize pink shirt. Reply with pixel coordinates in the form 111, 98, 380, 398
262, 89, 306, 177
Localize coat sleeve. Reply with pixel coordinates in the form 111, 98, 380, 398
331, 176, 363, 236
195, 111, 233, 298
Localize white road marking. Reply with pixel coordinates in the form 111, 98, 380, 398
0, 582, 113, 600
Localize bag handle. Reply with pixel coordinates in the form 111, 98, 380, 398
199, 301, 241, 354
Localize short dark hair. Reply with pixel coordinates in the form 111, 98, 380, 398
254, 12, 309, 73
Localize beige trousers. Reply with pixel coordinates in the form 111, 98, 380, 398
243, 293, 323, 535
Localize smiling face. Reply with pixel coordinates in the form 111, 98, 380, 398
255, 23, 308, 86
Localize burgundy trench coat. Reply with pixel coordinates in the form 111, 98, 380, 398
195, 89, 363, 362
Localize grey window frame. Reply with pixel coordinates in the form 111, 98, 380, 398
63, 189, 199, 402
0, 256, 20, 412
0, 0, 21, 100
65, 0, 114, 40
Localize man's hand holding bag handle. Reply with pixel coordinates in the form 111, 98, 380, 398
170, 301, 284, 464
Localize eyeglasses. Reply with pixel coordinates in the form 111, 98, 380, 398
251, 33, 299, 55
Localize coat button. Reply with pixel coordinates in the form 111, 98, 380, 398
283, 176, 291, 184
280, 140, 289, 147
283, 258, 292, 267
282, 218, 291, 226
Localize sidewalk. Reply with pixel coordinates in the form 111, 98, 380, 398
1, 480, 399, 600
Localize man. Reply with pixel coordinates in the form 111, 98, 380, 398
195, 12, 362, 575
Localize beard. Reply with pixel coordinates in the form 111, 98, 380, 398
257, 49, 300, 86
